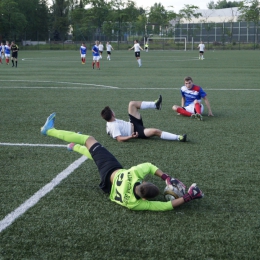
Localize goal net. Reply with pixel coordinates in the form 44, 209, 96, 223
145, 37, 186, 51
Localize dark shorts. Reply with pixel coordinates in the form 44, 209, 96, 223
12, 52, 18, 58
89, 142, 123, 193
199, 51, 204, 54
129, 114, 147, 139
135, 52, 140, 58
99, 51, 103, 54
107, 51, 111, 55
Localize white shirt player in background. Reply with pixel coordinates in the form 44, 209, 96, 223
129, 40, 143, 67
106, 42, 114, 60
101, 95, 187, 142
198, 41, 205, 60
98, 42, 104, 59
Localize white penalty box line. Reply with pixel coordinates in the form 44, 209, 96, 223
0, 142, 88, 233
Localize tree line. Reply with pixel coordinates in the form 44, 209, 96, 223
0, 0, 259, 43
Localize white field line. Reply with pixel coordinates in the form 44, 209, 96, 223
0, 80, 259, 91
0, 144, 87, 233
0, 86, 259, 91
0, 143, 67, 147
0, 80, 118, 89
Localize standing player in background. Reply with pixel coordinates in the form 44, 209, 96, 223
172, 76, 214, 121
98, 42, 104, 59
129, 40, 143, 67
106, 41, 114, 60
0, 42, 4, 64
198, 41, 205, 60
92, 40, 100, 70
80, 43, 87, 64
4, 41, 11, 65
11, 41, 19, 67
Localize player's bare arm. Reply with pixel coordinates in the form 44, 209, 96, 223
116, 132, 138, 142
181, 97, 185, 107
203, 96, 214, 116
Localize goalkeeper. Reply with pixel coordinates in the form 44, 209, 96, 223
41, 112, 204, 211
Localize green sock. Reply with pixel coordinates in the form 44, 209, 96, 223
47, 128, 89, 145
73, 144, 93, 160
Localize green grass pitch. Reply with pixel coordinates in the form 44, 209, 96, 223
0, 49, 260, 259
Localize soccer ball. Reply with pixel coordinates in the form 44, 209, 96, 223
164, 186, 179, 201
163, 178, 186, 201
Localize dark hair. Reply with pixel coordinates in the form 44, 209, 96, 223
184, 76, 193, 82
139, 182, 160, 199
101, 106, 113, 121
135, 40, 139, 43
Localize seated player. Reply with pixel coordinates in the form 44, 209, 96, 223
172, 76, 214, 120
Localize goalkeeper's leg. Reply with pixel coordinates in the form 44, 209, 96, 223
41, 112, 96, 159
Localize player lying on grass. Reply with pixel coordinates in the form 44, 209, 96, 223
41, 112, 204, 211
101, 95, 187, 142
172, 76, 214, 121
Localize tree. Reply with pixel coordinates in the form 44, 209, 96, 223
0, 0, 27, 40
207, 1, 216, 9
178, 5, 202, 41
148, 3, 168, 35
15, 0, 49, 41
50, 0, 70, 41
208, 0, 242, 9
239, 0, 260, 44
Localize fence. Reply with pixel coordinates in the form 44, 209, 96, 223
18, 21, 260, 51
174, 21, 260, 50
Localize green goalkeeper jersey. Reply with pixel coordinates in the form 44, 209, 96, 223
109, 162, 173, 211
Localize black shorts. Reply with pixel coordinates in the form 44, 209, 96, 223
107, 51, 111, 55
199, 51, 204, 54
99, 51, 103, 54
135, 52, 140, 58
12, 52, 18, 58
89, 142, 123, 193
129, 114, 147, 139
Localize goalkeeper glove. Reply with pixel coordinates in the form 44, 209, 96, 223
183, 183, 204, 203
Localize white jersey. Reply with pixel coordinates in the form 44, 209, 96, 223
106, 44, 113, 51
99, 44, 104, 51
198, 43, 205, 52
134, 43, 141, 52
106, 119, 132, 139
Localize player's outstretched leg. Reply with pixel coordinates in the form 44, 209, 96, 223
41, 112, 90, 146
155, 95, 162, 110
41, 112, 56, 135
178, 134, 187, 142
67, 143, 93, 160
137, 95, 162, 111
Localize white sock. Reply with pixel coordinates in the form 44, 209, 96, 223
140, 101, 156, 109
160, 131, 178, 141
139, 59, 142, 65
